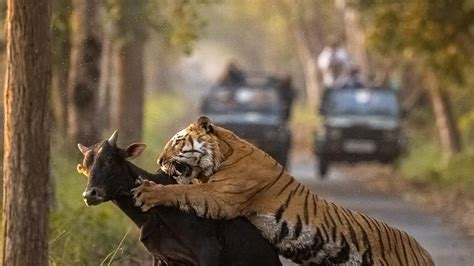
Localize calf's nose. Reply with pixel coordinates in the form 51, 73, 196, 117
82, 187, 105, 206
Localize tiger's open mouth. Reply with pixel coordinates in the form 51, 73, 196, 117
174, 161, 193, 178
162, 161, 193, 179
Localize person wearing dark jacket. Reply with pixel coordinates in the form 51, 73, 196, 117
217, 61, 247, 87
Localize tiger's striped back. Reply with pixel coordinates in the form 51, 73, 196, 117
156, 117, 434, 265
236, 136, 434, 265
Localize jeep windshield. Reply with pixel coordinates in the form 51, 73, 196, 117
324, 89, 399, 117
203, 86, 280, 115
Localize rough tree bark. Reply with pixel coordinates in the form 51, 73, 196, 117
112, 38, 145, 144
67, 0, 101, 145
2, 0, 51, 264
424, 70, 462, 158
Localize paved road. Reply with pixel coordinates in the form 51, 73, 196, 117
281, 156, 474, 266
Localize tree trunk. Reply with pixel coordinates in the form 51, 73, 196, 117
292, 28, 322, 109
51, 0, 71, 137
2, 0, 51, 264
52, 60, 69, 135
153, 40, 174, 92
335, 0, 371, 77
400, 64, 425, 113
424, 70, 462, 158
95, 29, 113, 137
67, 0, 101, 145
112, 38, 145, 144
272, 0, 323, 109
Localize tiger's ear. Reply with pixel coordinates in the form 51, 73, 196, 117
197, 116, 214, 133
124, 143, 147, 160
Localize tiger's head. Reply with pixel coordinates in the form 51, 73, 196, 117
157, 116, 223, 184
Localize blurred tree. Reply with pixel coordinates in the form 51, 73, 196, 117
399, 63, 425, 113
2, 0, 51, 264
360, 0, 473, 157
95, 15, 113, 138
105, 0, 211, 144
0, 0, 6, 148
105, 0, 149, 144
52, 0, 71, 136
149, 35, 181, 93
67, 0, 101, 145
335, 0, 372, 78
155, 0, 209, 55
272, 0, 340, 108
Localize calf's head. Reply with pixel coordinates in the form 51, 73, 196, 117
77, 131, 146, 206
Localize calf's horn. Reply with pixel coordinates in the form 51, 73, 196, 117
108, 130, 118, 146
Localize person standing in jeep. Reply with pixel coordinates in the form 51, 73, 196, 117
217, 61, 247, 87
317, 38, 351, 90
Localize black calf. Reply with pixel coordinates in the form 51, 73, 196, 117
77, 132, 281, 266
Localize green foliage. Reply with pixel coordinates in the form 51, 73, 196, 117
49, 93, 187, 264
400, 140, 442, 182
459, 110, 474, 145
401, 138, 474, 193
359, 0, 474, 163
360, 0, 473, 84
401, 104, 474, 192
104, 0, 150, 41
155, 0, 213, 54
104, 0, 216, 54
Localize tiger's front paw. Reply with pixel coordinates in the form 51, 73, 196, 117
131, 178, 162, 212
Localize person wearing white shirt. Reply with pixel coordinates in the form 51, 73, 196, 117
317, 39, 351, 89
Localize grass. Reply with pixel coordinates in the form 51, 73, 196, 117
49, 92, 188, 265
399, 131, 474, 195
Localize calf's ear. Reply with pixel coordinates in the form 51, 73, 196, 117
78, 143, 90, 155
124, 143, 147, 160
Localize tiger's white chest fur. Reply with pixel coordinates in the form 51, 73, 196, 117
249, 214, 364, 265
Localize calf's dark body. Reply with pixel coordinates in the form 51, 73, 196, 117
105, 160, 281, 265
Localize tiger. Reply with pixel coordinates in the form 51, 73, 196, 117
132, 116, 434, 265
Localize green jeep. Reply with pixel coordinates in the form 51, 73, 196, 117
314, 88, 406, 178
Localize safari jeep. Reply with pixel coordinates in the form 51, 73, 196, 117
200, 77, 291, 167
314, 88, 406, 178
